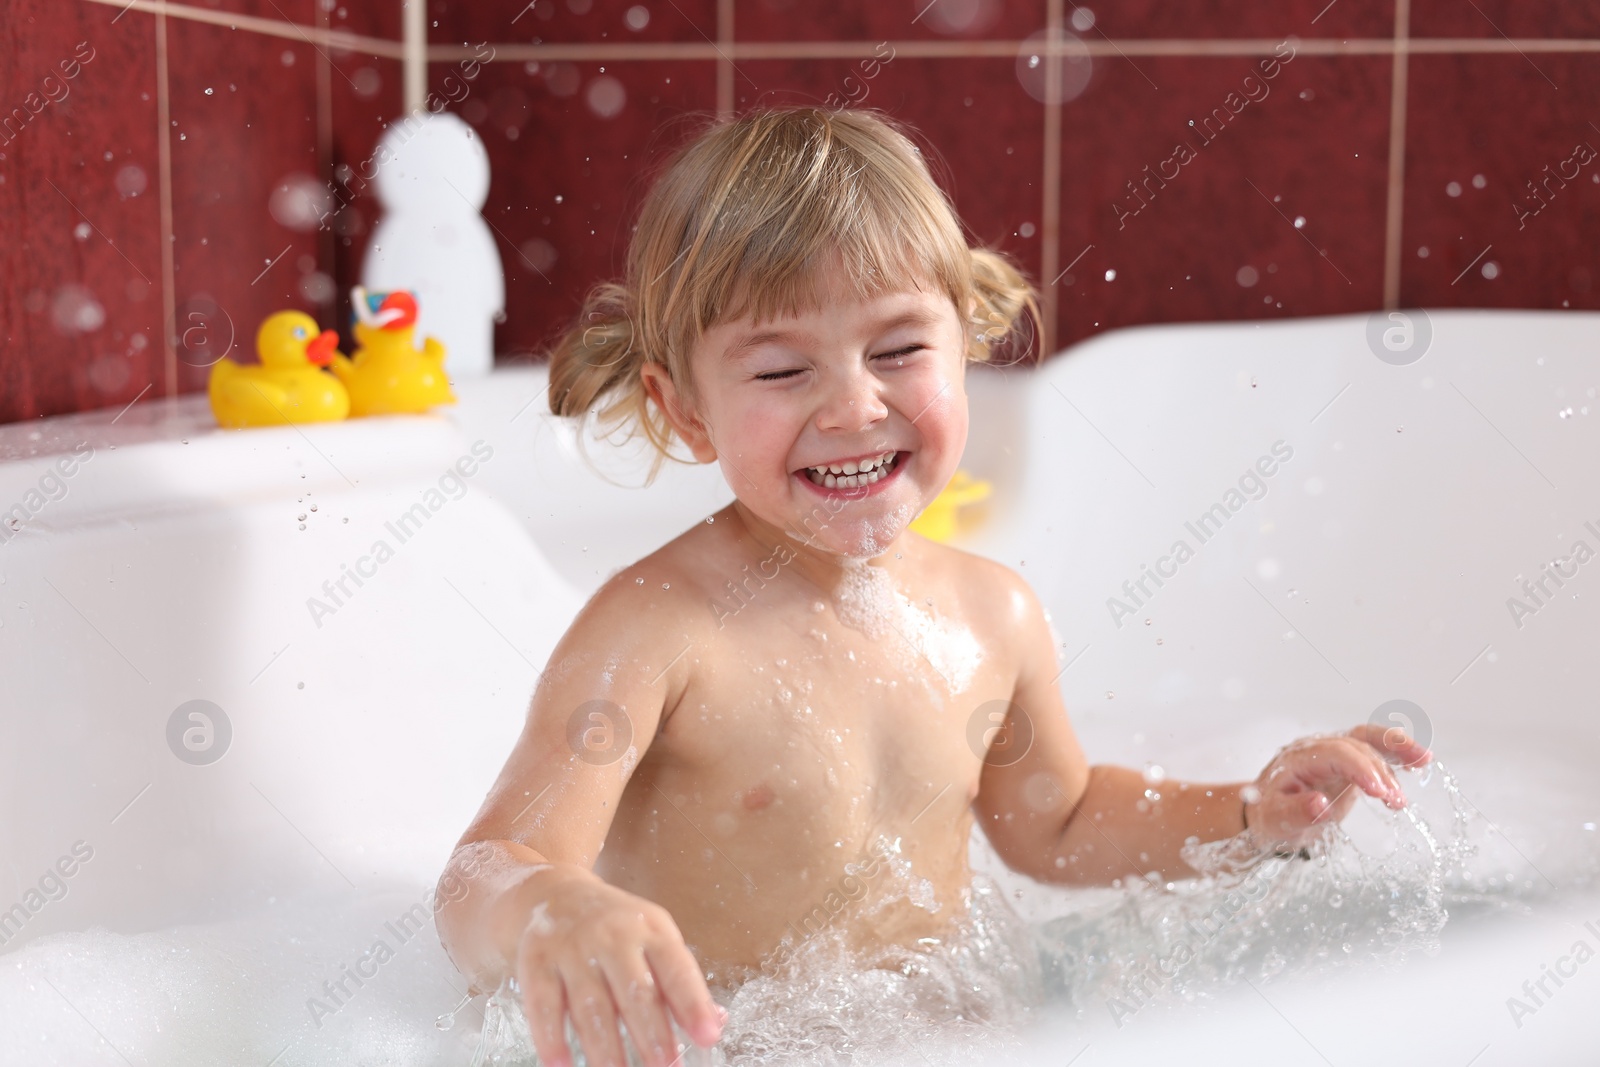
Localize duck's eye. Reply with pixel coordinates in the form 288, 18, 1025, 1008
293, 327, 307, 339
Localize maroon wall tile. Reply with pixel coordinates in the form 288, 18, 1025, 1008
0, 1, 167, 424
430, 0, 718, 46
327, 52, 406, 348
166, 18, 324, 392
1410, 1, 1600, 40
402, 58, 720, 358
733, 56, 1045, 292
735, 0, 1045, 43
1055, 51, 1393, 347
1399, 54, 1600, 310
1082, 0, 1391, 41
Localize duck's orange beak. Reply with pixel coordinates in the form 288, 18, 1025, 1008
306, 329, 339, 365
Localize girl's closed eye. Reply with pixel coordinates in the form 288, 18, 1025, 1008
754, 344, 926, 382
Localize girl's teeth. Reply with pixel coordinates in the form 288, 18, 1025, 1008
805, 452, 897, 488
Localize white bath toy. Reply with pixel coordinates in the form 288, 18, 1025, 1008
362, 110, 504, 379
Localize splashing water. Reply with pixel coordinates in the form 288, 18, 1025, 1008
471, 845, 1042, 1067
469, 761, 1523, 1066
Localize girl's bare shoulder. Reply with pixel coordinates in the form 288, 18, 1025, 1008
910, 534, 1043, 636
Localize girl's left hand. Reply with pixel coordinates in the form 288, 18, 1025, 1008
1243, 724, 1433, 847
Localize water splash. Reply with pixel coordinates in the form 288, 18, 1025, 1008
470, 761, 1520, 1063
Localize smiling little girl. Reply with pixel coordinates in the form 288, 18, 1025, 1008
433, 107, 1429, 1067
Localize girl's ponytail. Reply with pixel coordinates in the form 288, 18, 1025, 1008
967, 246, 1042, 365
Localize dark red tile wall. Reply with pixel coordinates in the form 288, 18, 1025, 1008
3, 0, 1597, 425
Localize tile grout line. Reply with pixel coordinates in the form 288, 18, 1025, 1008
315, 0, 335, 333
1040, 0, 1063, 357
1382, 0, 1411, 310
717, 0, 734, 117
81, 0, 406, 58
154, 5, 177, 398
74, 4, 1600, 60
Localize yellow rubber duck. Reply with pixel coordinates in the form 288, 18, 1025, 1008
331, 287, 456, 416
208, 311, 350, 429
910, 470, 992, 543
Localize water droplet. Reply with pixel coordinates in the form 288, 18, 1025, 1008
1144, 617, 1152, 626
661, 582, 670, 590
1559, 407, 1573, 419
1104, 268, 1117, 282
309, 504, 317, 511
298, 523, 306, 530
1155, 637, 1163, 645
706, 515, 715, 523
1106, 691, 1115, 700
298, 513, 307, 521
636, 577, 645, 584
1286, 588, 1298, 598
342, 517, 348, 523
297, 681, 305, 689
204, 87, 214, 95
1293, 216, 1306, 228
1143, 763, 1166, 783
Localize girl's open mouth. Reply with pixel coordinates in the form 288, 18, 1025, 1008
796, 450, 904, 496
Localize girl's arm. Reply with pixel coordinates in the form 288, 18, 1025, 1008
433, 570, 724, 1067
972, 573, 1428, 885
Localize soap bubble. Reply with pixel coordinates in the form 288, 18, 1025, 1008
1015, 29, 1092, 104
87, 352, 132, 393
544, 62, 580, 97
352, 66, 382, 98
115, 163, 148, 198
586, 75, 626, 118
269, 172, 334, 232
299, 271, 336, 304
924, 0, 999, 35
518, 238, 557, 273
50, 284, 105, 334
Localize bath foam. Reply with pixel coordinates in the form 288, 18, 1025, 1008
830, 560, 982, 694
0, 887, 478, 1066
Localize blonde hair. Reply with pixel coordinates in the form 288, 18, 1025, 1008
547, 107, 1039, 477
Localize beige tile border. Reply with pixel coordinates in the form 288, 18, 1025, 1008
1040, 0, 1063, 357
153, 7, 177, 397
81, 1, 1600, 62
1383, 0, 1412, 310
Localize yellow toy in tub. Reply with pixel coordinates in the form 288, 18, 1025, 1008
331, 287, 457, 416
207, 310, 349, 429
910, 470, 991, 543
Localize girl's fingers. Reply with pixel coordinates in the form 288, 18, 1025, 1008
520, 961, 574, 1067
1347, 723, 1432, 767
1289, 737, 1394, 803
646, 937, 726, 1048
599, 952, 678, 1067
562, 963, 629, 1067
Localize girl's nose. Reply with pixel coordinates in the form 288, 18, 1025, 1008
816, 369, 889, 433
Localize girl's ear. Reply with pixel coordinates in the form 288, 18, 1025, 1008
640, 361, 719, 463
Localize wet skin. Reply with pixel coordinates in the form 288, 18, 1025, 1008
433, 271, 1433, 1067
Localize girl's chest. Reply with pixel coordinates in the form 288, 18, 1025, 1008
656, 607, 1017, 818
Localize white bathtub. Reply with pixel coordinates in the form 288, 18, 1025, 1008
2, 309, 1597, 1064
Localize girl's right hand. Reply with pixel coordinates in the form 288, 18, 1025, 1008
515, 866, 727, 1067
